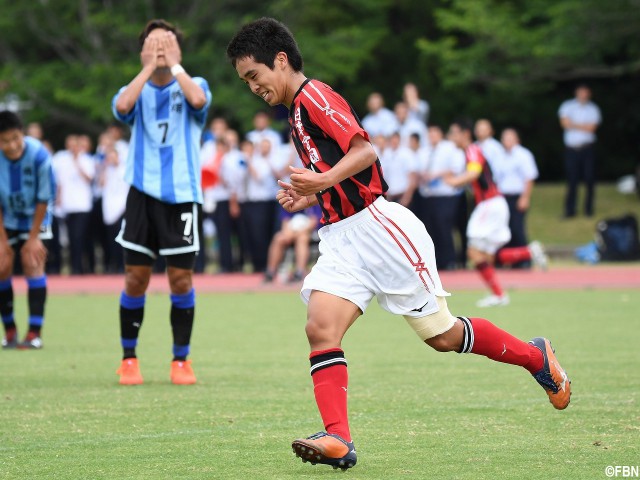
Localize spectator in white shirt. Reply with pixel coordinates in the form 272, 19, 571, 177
246, 111, 282, 152
402, 82, 430, 124
496, 128, 539, 267
52, 135, 96, 274
394, 102, 428, 149
379, 132, 418, 207
100, 145, 129, 273
362, 92, 398, 138
414, 125, 466, 270
241, 138, 279, 273
474, 119, 505, 171
558, 84, 601, 218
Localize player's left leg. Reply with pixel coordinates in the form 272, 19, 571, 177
17, 243, 47, 349
166, 254, 197, 385
407, 300, 571, 410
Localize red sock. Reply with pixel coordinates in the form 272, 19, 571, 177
497, 247, 532, 265
476, 262, 504, 296
458, 317, 543, 374
309, 348, 351, 442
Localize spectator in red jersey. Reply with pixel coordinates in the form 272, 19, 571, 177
445, 119, 547, 307
227, 18, 571, 473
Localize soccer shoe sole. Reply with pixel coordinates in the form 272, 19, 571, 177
292, 439, 357, 471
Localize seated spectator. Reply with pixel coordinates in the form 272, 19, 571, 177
264, 205, 321, 283
362, 92, 398, 138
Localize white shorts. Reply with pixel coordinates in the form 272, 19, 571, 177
301, 196, 450, 317
466, 196, 511, 255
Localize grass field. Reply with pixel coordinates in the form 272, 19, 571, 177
527, 183, 640, 247
1, 289, 639, 479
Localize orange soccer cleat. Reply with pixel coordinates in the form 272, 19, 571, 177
117, 358, 144, 385
530, 337, 571, 410
170, 360, 197, 385
292, 432, 357, 470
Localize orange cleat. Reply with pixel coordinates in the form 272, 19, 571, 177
170, 360, 196, 385
292, 432, 357, 470
117, 358, 143, 385
530, 337, 571, 410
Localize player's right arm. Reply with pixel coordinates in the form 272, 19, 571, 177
114, 36, 158, 115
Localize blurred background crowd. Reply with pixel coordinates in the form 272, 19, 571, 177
28, 81, 554, 278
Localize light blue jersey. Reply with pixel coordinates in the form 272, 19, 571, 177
0, 136, 55, 232
112, 77, 211, 204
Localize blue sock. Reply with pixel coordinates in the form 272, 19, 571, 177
170, 289, 195, 361
0, 278, 15, 328
120, 292, 146, 359
27, 276, 47, 333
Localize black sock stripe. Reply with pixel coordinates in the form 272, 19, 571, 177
457, 317, 474, 354
309, 350, 347, 375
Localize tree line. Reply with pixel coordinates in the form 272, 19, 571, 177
1, 0, 638, 179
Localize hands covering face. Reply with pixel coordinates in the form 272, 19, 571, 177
141, 30, 182, 69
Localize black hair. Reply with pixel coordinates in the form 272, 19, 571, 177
139, 19, 183, 47
409, 132, 421, 143
226, 17, 303, 72
451, 117, 474, 133
0, 110, 23, 133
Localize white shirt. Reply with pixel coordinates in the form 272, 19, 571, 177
494, 144, 539, 195
246, 152, 278, 202
398, 118, 428, 148
379, 145, 418, 196
477, 137, 505, 171
246, 128, 282, 151
408, 99, 430, 124
362, 108, 399, 138
558, 99, 601, 147
101, 161, 128, 225
419, 140, 465, 197
52, 150, 95, 214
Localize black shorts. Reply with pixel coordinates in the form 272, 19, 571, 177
116, 187, 202, 263
6, 225, 53, 248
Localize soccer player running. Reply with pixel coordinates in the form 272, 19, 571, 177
112, 19, 211, 385
0, 111, 54, 349
445, 120, 547, 307
227, 18, 570, 471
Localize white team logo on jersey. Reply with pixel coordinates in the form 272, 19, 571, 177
294, 107, 320, 164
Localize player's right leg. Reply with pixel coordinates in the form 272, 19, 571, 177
117, 258, 152, 385
0, 242, 17, 349
291, 290, 361, 470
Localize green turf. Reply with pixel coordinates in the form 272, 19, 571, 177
528, 183, 640, 246
1, 289, 639, 479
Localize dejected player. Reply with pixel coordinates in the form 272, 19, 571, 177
0, 111, 54, 350
227, 17, 571, 471
112, 19, 211, 385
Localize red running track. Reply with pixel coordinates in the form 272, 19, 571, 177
8, 264, 640, 295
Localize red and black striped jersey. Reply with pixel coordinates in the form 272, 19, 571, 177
465, 143, 501, 204
289, 79, 388, 224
